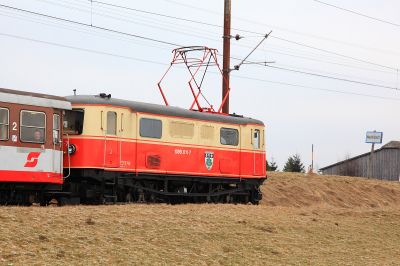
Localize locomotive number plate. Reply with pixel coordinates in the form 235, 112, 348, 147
174, 149, 192, 155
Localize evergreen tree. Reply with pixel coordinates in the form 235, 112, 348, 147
266, 158, 278, 171
283, 154, 305, 173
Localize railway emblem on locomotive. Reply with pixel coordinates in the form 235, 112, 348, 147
204, 151, 214, 170
24, 152, 41, 168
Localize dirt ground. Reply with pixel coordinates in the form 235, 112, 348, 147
1, 172, 400, 265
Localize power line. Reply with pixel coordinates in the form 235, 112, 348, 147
0, 3, 181, 47
40, 0, 397, 75
265, 65, 398, 91
24, 0, 399, 73
2, 31, 399, 102
312, 0, 400, 28
0, 9, 174, 52
269, 36, 398, 71
1, 3, 398, 91
228, 56, 398, 91
231, 73, 400, 102
0, 32, 168, 65
241, 47, 395, 75
271, 63, 395, 85
89, 0, 399, 71
93, 0, 223, 30
36, 0, 221, 42
162, 0, 400, 57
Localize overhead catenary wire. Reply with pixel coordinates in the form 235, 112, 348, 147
35, 0, 222, 43
0, 3, 181, 47
228, 54, 399, 91
31, 0, 400, 75
161, 0, 400, 57
312, 0, 400, 28
0, 32, 168, 66
0, 3, 397, 92
1, 31, 399, 103
231, 73, 400, 102
90, 0, 399, 71
268, 36, 398, 71
266, 65, 398, 91
2, 3, 397, 89
0, 9, 174, 52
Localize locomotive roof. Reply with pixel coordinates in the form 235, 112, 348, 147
66, 95, 264, 126
0, 88, 71, 110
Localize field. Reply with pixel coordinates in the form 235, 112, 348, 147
1, 172, 400, 265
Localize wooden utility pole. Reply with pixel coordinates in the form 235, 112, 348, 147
311, 144, 314, 172
368, 143, 375, 179
222, 0, 231, 114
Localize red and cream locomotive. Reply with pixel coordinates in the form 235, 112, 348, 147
0, 88, 266, 205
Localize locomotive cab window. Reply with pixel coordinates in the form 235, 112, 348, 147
0, 108, 9, 141
53, 114, 61, 144
63, 109, 84, 135
220, 128, 239, 146
253, 129, 260, 149
140, 118, 162, 139
107, 111, 117, 135
20, 110, 46, 143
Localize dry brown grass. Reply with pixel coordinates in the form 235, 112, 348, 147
1, 172, 400, 265
262, 172, 400, 208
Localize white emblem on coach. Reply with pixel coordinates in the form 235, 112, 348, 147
11, 135, 17, 142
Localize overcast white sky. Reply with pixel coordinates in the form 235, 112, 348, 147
0, 0, 399, 170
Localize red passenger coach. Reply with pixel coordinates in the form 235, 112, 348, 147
0, 88, 71, 204
63, 94, 266, 204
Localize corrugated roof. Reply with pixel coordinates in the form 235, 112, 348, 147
320, 140, 400, 170
66, 94, 264, 126
381, 141, 400, 149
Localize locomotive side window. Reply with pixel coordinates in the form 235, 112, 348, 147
140, 118, 162, 139
0, 108, 9, 141
253, 129, 260, 149
53, 114, 61, 144
220, 128, 239, 146
170, 121, 194, 139
20, 110, 46, 143
107, 111, 117, 135
63, 109, 84, 135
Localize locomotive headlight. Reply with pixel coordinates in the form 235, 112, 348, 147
67, 144, 76, 155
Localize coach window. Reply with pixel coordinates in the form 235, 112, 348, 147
253, 129, 260, 149
140, 118, 162, 139
107, 111, 117, 135
220, 128, 239, 146
53, 114, 61, 144
20, 110, 46, 143
0, 108, 9, 141
170, 121, 194, 139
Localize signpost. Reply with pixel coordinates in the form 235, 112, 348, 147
366, 131, 383, 179
365, 131, 383, 144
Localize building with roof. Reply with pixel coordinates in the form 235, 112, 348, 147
320, 141, 400, 181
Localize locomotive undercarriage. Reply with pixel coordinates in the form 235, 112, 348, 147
61, 169, 264, 205
0, 170, 264, 205
0, 183, 62, 205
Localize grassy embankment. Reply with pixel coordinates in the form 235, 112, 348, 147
1, 172, 400, 265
